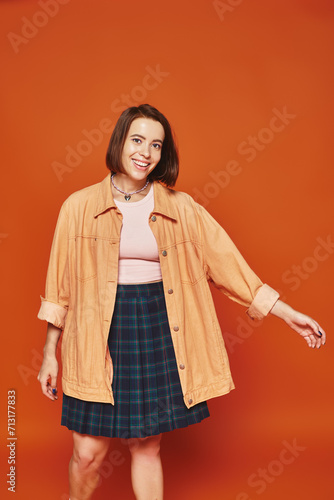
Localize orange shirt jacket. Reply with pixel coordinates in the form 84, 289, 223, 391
37, 174, 280, 409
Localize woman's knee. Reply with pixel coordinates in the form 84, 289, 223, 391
128, 433, 162, 457
71, 431, 110, 471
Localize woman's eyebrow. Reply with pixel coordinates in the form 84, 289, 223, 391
129, 134, 163, 144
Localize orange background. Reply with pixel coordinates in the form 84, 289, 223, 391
1, 0, 333, 498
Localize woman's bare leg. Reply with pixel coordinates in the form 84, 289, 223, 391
69, 431, 110, 500
128, 433, 163, 500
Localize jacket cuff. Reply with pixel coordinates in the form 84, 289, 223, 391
246, 284, 280, 320
37, 296, 68, 330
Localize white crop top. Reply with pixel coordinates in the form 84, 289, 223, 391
113, 182, 163, 284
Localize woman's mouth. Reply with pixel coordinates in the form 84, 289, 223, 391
132, 158, 151, 170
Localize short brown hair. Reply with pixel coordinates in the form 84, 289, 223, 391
105, 104, 179, 187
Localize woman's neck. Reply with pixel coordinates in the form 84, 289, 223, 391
112, 173, 149, 193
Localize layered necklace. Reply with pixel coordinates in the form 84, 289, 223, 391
111, 173, 149, 201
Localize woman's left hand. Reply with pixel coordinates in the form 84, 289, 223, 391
270, 300, 326, 349
284, 310, 326, 349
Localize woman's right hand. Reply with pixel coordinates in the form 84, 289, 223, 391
37, 355, 59, 401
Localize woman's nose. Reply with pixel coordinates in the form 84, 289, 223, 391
140, 143, 150, 157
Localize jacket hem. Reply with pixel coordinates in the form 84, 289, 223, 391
184, 378, 236, 409
62, 378, 115, 405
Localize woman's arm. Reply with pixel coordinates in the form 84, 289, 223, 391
37, 322, 62, 401
269, 300, 326, 349
192, 200, 327, 348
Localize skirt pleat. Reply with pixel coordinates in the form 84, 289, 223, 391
61, 280, 210, 438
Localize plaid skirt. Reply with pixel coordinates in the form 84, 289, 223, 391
61, 280, 210, 438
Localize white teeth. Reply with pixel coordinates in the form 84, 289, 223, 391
133, 159, 149, 167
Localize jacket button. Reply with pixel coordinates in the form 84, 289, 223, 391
173, 326, 179, 331
179, 363, 185, 369
168, 289, 173, 294
188, 399, 193, 404
151, 215, 156, 222
162, 250, 167, 256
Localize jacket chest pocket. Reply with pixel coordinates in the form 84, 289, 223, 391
74, 236, 98, 282
176, 241, 205, 285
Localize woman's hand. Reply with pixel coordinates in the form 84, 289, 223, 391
284, 309, 326, 349
270, 300, 326, 349
37, 354, 59, 401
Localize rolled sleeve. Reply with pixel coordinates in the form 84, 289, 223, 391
37, 297, 68, 330
246, 284, 280, 320
37, 201, 70, 329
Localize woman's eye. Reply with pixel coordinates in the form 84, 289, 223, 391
152, 143, 161, 149
132, 138, 141, 144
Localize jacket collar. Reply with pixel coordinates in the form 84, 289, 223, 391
94, 173, 178, 221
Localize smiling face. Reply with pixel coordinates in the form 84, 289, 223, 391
120, 118, 165, 183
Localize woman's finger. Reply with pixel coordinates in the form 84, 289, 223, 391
46, 383, 58, 400
308, 319, 326, 347
317, 327, 326, 345
304, 335, 312, 348
39, 375, 58, 401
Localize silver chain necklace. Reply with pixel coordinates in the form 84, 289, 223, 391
111, 173, 149, 201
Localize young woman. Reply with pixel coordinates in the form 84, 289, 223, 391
37, 104, 326, 500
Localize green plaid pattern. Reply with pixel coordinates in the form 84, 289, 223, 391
61, 280, 210, 438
